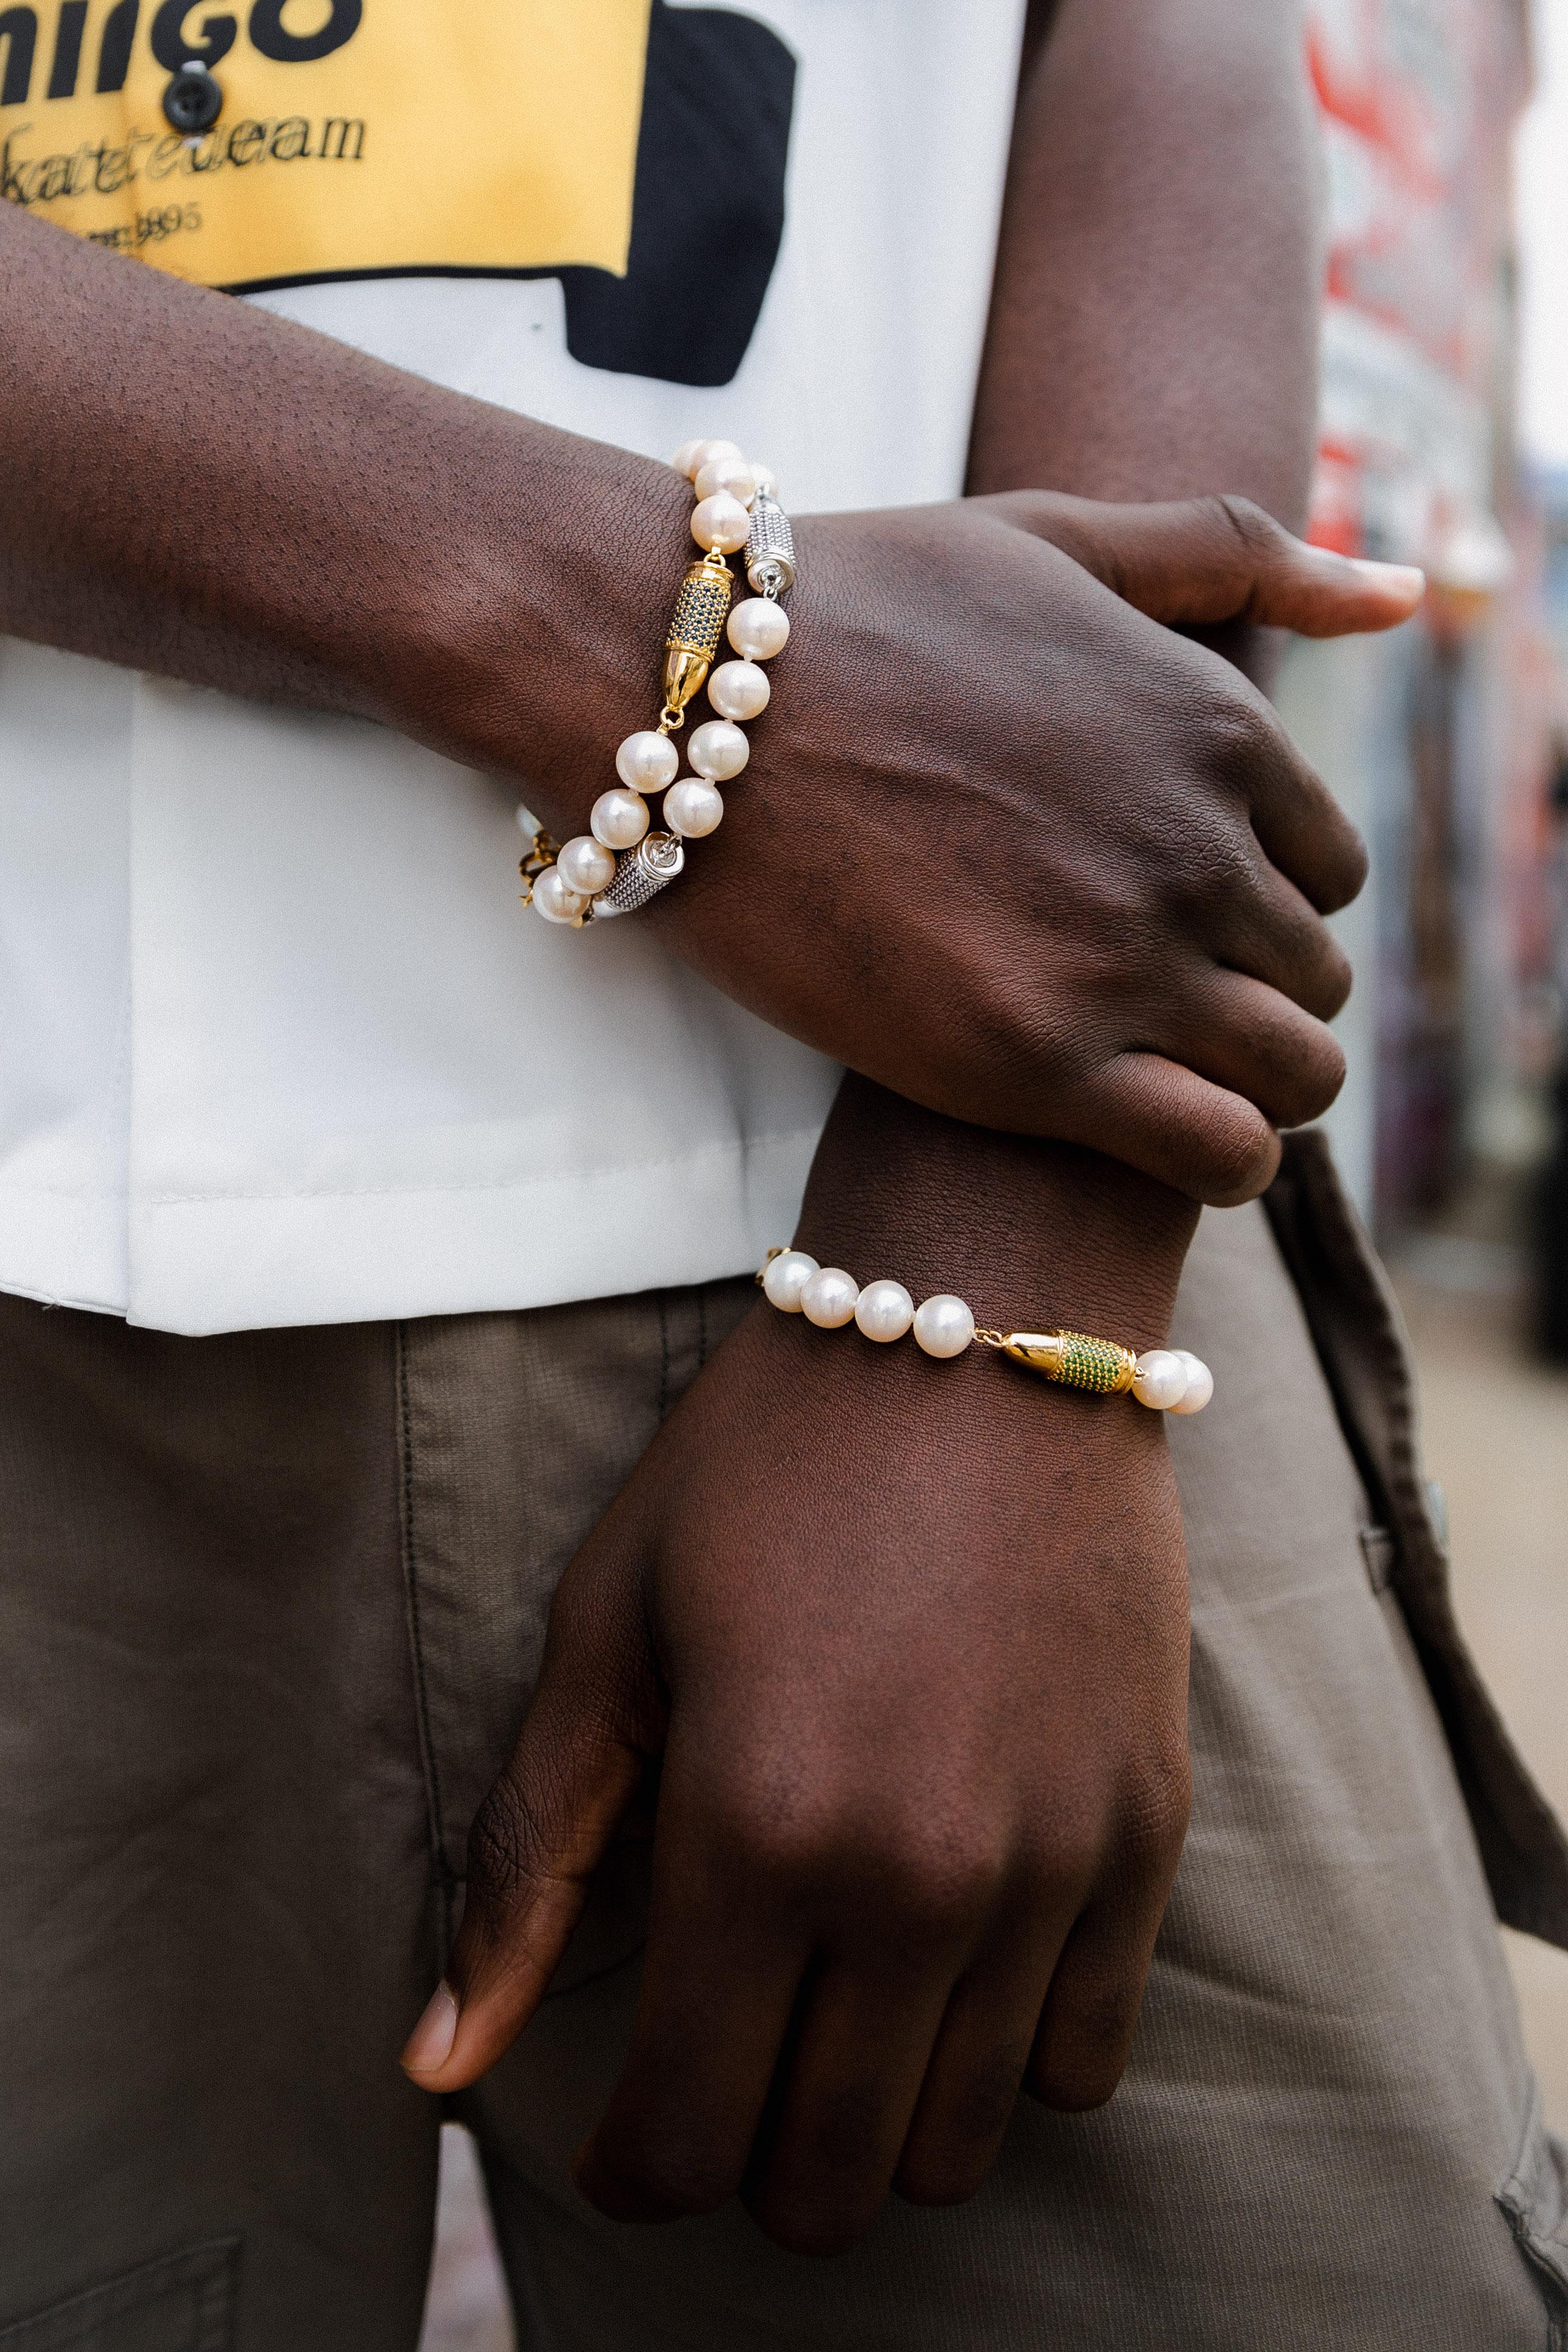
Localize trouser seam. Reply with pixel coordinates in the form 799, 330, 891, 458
395, 1321, 459, 1946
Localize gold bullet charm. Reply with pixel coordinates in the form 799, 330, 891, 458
661, 549, 734, 722
1001, 1331, 1138, 1395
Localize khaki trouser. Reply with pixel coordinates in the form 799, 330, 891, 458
1, 1137, 1566, 2348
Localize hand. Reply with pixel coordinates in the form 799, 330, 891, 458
402, 1095, 1198, 2252
489, 489, 1420, 1206
0, 213, 1407, 1204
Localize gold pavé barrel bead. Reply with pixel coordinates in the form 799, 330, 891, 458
662, 551, 733, 718
1002, 1330, 1137, 1394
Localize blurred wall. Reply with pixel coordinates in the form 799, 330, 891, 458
1290, 0, 1544, 1236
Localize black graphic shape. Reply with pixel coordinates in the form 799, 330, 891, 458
557, 1, 795, 387
225, 2, 795, 392
95, 0, 140, 93
150, 1, 236, 72
47, 0, 87, 97
0, 6, 36, 105
248, 0, 359, 65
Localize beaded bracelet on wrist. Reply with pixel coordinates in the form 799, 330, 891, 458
521, 437, 793, 927
757, 1250, 1213, 1415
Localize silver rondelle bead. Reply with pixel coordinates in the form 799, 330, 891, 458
745, 492, 796, 597
589, 830, 686, 918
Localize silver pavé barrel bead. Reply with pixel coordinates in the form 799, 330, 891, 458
591, 831, 686, 918
745, 492, 796, 596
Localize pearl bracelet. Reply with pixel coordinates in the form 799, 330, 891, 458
758, 1250, 1214, 1415
521, 437, 794, 926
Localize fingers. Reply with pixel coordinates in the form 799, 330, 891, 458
1016, 489, 1425, 640
892, 1900, 1078, 2208
1204, 857, 1354, 1023
400, 1583, 658, 2093
1055, 1050, 1283, 1207
1025, 1829, 1183, 2111
574, 1867, 810, 2225
1167, 970, 1347, 1135
1239, 729, 1369, 919
741, 1956, 960, 2252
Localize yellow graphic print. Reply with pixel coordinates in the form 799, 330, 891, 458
0, 0, 650, 288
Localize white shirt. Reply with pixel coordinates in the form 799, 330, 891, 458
0, 0, 1025, 1333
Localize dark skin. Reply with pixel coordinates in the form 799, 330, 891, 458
0, 0, 1420, 2256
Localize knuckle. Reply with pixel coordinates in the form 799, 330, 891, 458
1320, 937, 1355, 1020
1212, 491, 1281, 559
466, 1780, 532, 1906
1320, 818, 1371, 914
1168, 823, 1263, 935
1018, 1834, 1102, 1912
1032, 1996, 1139, 2112
736, 1784, 1007, 1944
1272, 1021, 1347, 1127
1284, 928, 1355, 1023
1189, 1098, 1279, 1207
1197, 687, 1281, 787
1122, 1756, 1193, 1873
875, 1823, 1010, 1943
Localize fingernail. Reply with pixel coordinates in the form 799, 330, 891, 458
1348, 559, 1426, 597
401, 1981, 459, 2075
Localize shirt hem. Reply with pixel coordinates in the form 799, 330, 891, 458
119, 1127, 823, 1335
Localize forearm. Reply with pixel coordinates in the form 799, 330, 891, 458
971, 0, 1319, 528
804, 0, 1322, 1307
0, 204, 685, 811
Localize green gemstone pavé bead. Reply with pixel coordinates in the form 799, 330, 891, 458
1054, 1333, 1133, 1393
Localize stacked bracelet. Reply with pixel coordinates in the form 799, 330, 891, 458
521, 437, 795, 927
758, 1250, 1213, 1415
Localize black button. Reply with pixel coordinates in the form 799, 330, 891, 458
163, 61, 223, 135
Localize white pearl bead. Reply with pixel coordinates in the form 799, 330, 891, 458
855, 1279, 914, 1344
590, 788, 649, 851
670, 438, 707, 477
691, 492, 751, 553
1131, 1350, 1190, 1411
1167, 1351, 1213, 1415
531, 865, 588, 924
707, 659, 770, 722
694, 455, 756, 507
557, 833, 616, 896
664, 778, 724, 838
515, 803, 539, 835
615, 730, 679, 792
912, 1295, 976, 1358
682, 437, 742, 480
687, 719, 750, 780
750, 463, 778, 498
762, 1249, 818, 1311
801, 1267, 860, 1328
727, 597, 790, 661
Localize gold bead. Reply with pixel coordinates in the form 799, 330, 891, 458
1001, 1331, 1137, 1394
661, 551, 733, 716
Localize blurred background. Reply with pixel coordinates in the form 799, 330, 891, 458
421, 2, 1568, 2338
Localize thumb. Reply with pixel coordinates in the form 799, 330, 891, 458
400, 1568, 661, 2093
1021, 491, 1425, 639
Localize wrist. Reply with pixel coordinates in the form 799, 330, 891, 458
793, 1076, 1200, 1352
375, 417, 692, 829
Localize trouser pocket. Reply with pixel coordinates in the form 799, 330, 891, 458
0, 2241, 239, 2351
1498, 2082, 1568, 2344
